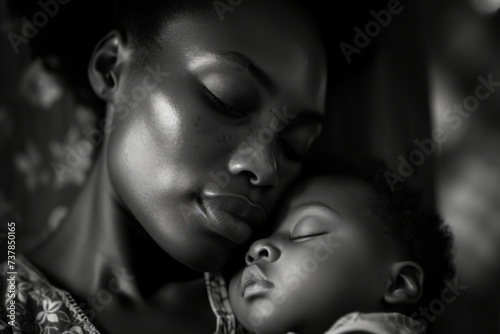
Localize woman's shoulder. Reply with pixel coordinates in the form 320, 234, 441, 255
0, 255, 101, 334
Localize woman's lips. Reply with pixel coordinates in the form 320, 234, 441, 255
240, 264, 274, 298
200, 191, 267, 244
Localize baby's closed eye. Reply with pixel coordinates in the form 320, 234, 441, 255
290, 219, 329, 242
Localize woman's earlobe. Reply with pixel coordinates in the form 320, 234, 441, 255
88, 30, 127, 100
384, 261, 424, 306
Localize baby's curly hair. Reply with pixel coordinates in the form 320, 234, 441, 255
363, 170, 455, 313
301, 161, 456, 316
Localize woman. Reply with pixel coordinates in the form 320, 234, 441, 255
1, 0, 328, 333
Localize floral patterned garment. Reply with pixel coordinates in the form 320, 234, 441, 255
0, 256, 243, 334
0, 256, 100, 334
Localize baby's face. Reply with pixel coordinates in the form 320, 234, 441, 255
229, 176, 394, 334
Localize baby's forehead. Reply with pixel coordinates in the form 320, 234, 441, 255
287, 175, 372, 203
274, 175, 377, 220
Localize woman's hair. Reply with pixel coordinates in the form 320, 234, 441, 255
7, 0, 209, 113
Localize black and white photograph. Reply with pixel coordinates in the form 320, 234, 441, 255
0, 0, 499, 333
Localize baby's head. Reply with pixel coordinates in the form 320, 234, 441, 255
228, 169, 455, 334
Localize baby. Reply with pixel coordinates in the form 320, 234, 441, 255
221, 168, 455, 334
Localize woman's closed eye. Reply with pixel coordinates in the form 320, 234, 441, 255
280, 140, 304, 162
279, 126, 319, 162
200, 84, 246, 118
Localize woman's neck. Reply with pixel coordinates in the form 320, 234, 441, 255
27, 145, 202, 303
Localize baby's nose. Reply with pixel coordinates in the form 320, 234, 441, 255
245, 239, 280, 264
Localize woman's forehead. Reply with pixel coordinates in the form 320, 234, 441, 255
152, 1, 327, 101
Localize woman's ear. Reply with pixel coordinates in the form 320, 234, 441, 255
88, 30, 130, 101
384, 261, 424, 306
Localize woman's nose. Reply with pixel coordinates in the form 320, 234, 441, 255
228, 137, 279, 188
245, 239, 280, 265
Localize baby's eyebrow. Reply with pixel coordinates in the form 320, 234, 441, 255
294, 201, 341, 217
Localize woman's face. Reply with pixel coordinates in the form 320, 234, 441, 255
106, 1, 327, 271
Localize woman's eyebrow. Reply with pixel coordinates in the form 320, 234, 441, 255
214, 50, 277, 94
